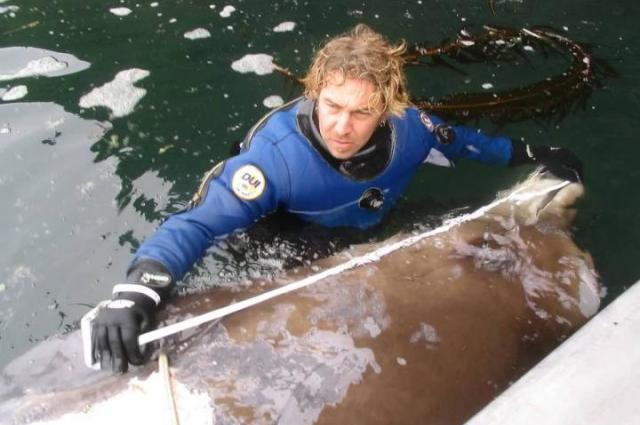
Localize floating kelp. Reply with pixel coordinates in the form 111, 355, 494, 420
274, 26, 615, 125
407, 25, 615, 124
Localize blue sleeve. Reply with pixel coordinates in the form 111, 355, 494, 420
427, 114, 513, 166
131, 138, 290, 281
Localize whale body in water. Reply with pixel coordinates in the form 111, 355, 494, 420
0, 170, 601, 425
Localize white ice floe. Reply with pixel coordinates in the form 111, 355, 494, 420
273, 21, 296, 32
231, 54, 274, 75
262, 95, 283, 108
109, 7, 132, 16
184, 28, 211, 40
220, 5, 235, 17
0, 47, 90, 82
0, 5, 18, 14
481, 82, 494, 90
1, 85, 27, 101
79, 68, 150, 118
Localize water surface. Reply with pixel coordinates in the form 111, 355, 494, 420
1, 0, 639, 368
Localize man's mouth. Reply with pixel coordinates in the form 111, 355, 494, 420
331, 138, 351, 146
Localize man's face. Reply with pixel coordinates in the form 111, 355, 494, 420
316, 73, 385, 160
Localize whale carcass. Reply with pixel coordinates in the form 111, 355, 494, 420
0, 170, 601, 425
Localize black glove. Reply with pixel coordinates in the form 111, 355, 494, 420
92, 261, 173, 374
510, 140, 584, 183
92, 293, 156, 373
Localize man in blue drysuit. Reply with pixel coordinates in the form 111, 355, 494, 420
92, 24, 583, 373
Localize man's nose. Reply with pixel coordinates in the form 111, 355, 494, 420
335, 112, 351, 135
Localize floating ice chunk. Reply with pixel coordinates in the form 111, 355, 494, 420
263, 95, 283, 108
0, 47, 90, 81
220, 5, 235, 17
0, 5, 19, 14
109, 7, 132, 16
0, 56, 66, 81
79, 68, 150, 118
481, 82, 494, 90
1, 85, 27, 101
184, 28, 211, 40
231, 54, 274, 75
273, 21, 296, 32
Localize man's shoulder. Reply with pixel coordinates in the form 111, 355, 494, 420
247, 98, 304, 145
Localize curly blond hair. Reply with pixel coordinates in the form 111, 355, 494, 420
303, 24, 410, 117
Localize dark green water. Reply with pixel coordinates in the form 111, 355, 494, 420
1, 0, 639, 369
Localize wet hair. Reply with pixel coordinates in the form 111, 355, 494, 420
302, 24, 410, 118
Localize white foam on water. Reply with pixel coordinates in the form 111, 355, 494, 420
219, 5, 235, 17
0, 5, 18, 14
109, 7, 132, 16
262, 95, 283, 108
184, 28, 211, 40
0, 47, 90, 81
78, 68, 150, 118
1, 85, 27, 101
231, 53, 274, 75
273, 21, 296, 32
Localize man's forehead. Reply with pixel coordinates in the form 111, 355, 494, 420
319, 73, 382, 111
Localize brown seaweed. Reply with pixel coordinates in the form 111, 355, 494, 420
408, 25, 615, 125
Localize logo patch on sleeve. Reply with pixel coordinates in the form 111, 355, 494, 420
231, 164, 266, 200
420, 111, 435, 132
435, 124, 456, 145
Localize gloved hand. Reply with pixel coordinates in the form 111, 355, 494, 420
510, 141, 584, 183
92, 260, 172, 373
92, 290, 157, 373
